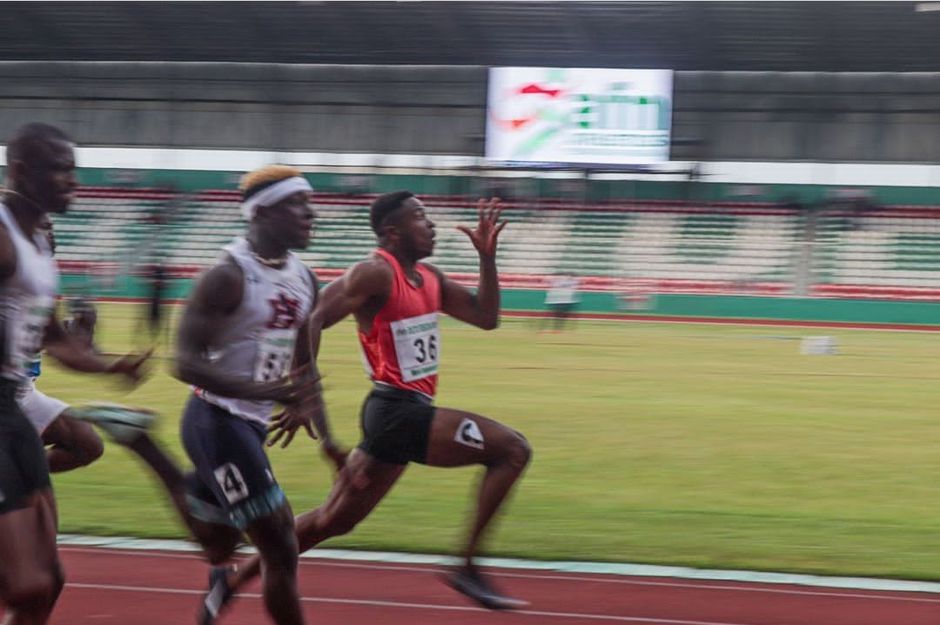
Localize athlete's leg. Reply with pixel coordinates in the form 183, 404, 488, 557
80, 400, 242, 563
0, 492, 63, 625
225, 448, 405, 596
229, 401, 531, 610
242, 503, 305, 625
0, 385, 64, 625
197, 404, 326, 625
424, 407, 531, 609
41, 412, 104, 473
120, 433, 242, 563
16, 385, 95, 472
425, 408, 531, 565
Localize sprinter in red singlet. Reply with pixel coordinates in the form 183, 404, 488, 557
207, 191, 531, 619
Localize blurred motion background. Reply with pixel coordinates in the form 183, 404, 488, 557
8, 0, 940, 580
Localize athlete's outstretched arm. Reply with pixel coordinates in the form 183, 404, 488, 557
308, 259, 393, 346
44, 310, 148, 383
435, 198, 506, 330
174, 262, 315, 403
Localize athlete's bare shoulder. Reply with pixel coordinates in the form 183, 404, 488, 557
190, 255, 243, 315
420, 262, 455, 292
344, 255, 394, 297
0, 221, 14, 281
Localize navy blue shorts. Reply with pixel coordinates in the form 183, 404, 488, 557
0, 380, 51, 513
180, 394, 285, 530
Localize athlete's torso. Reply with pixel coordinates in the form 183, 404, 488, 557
358, 248, 442, 399
195, 237, 316, 424
0, 203, 58, 382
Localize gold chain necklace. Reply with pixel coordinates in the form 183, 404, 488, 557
251, 251, 287, 267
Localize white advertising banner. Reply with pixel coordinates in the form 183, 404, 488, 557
486, 67, 674, 165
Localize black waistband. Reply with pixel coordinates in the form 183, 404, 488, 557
370, 383, 434, 406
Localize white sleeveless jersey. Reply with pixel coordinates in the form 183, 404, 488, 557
0, 203, 58, 382
195, 237, 316, 424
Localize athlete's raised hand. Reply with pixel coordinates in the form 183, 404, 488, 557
457, 197, 507, 258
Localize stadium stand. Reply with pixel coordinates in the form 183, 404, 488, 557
52, 188, 940, 300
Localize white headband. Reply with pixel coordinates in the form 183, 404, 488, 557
241, 176, 313, 220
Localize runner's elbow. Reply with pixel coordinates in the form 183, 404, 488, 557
480, 316, 500, 331
80, 435, 105, 466
172, 357, 197, 385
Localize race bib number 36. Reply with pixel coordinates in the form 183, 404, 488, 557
390, 312, 440, 382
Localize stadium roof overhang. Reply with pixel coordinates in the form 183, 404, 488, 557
2, 1, 939, 71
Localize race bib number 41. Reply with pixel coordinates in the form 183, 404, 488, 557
390, 312, 440, 383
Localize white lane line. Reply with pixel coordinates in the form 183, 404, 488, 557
57, 534, 940, 597
57, 546, 940, 605
63, 581, 761, 625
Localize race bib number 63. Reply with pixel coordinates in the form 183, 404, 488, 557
390, 312, 440, 382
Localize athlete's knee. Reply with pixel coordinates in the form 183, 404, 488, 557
253, 510, 300, 570
4, 568, 62, 610
76, 432, 104, 467
57, 416, 104, 467
504, 430, 532, 471
260, 534, 299, 571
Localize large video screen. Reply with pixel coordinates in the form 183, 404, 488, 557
486, 67, 673, 166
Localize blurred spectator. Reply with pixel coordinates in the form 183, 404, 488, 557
63, 298, 98, 352
135, 260, 168, 349
543, 273, 580, 332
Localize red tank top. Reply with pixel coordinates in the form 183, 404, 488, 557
359, 248, 442, 398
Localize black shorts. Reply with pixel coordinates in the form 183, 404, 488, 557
358, 385, 436, 465
180, 394, 285, 530
548, 302, 575, 315
0, 379, 51, 513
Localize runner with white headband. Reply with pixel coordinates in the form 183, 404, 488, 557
83, 164, 324, 625
241, 175, 313, 221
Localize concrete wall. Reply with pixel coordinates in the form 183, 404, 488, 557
672, 72, 940, 163
0, 63, 486, 154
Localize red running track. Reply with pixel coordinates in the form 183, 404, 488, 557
6, 547, 940, 625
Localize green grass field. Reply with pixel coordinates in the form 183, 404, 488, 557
40, 303, 940, 581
